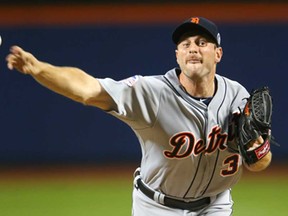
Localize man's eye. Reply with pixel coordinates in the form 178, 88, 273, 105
182, 43, 190, 48
198, 40, 207, 46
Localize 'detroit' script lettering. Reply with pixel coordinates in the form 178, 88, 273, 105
164, 126, 228, 159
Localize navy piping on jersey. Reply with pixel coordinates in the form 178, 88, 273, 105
163, 76, 207, 198
216, 77, 227, 124
183, 153, 203, 199
201, 77, 228, 196
201, 150, 220, 196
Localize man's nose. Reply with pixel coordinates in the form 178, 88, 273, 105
189, 43, 198, 53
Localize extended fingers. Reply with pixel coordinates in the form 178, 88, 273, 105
9, 46, 23, 55
6, 46, 40, 75
6, 53, 17, 70
6, 46, 26, 71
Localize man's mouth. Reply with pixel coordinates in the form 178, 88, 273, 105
187, 58, 201, 64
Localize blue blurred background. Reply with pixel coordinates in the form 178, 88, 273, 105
0, 1, 287, 166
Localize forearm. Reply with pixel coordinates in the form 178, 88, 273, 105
6, 46, 114, 110
32, 62, 101, 105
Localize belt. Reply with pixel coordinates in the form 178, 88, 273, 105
134, 168, 211, 212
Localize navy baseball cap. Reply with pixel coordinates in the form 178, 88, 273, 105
172, 17, 221, 47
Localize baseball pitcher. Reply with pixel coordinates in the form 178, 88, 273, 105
6, 17, 273, 216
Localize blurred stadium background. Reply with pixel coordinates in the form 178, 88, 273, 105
0, 1, 287, 215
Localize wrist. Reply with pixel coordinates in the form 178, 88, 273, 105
30, 61, 50, 76
245, 151, 272, 172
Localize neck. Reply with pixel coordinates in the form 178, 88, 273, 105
179, 72, 215, 98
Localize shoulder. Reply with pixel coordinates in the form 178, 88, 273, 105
216, 74, 250, 113
216, 74, 244, 88
98, 74, 167, 100
216, 74, 249, 96
122, 74, 168, 92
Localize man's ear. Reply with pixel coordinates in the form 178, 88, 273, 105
175, 49, 180, 64
215, 47, 223, 63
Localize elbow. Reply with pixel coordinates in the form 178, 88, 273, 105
81, 95, 103, 108
81, 95, 94, 106
66, 93, 94, 106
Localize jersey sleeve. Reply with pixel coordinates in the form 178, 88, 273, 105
97, 75, 161, 130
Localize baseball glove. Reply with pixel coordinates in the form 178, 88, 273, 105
238, 87, 273, 165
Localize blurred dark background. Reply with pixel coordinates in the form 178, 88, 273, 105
0, 1, 287, 167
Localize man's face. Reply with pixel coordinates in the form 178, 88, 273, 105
175, 32, 223, 80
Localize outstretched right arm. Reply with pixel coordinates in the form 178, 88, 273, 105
6, 46, 115, 111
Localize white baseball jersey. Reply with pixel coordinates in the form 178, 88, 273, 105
98, 68, 249, 200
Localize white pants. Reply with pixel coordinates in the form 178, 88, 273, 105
132, 187, 233, 216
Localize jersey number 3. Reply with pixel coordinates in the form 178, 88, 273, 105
221, 154, 240, 176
